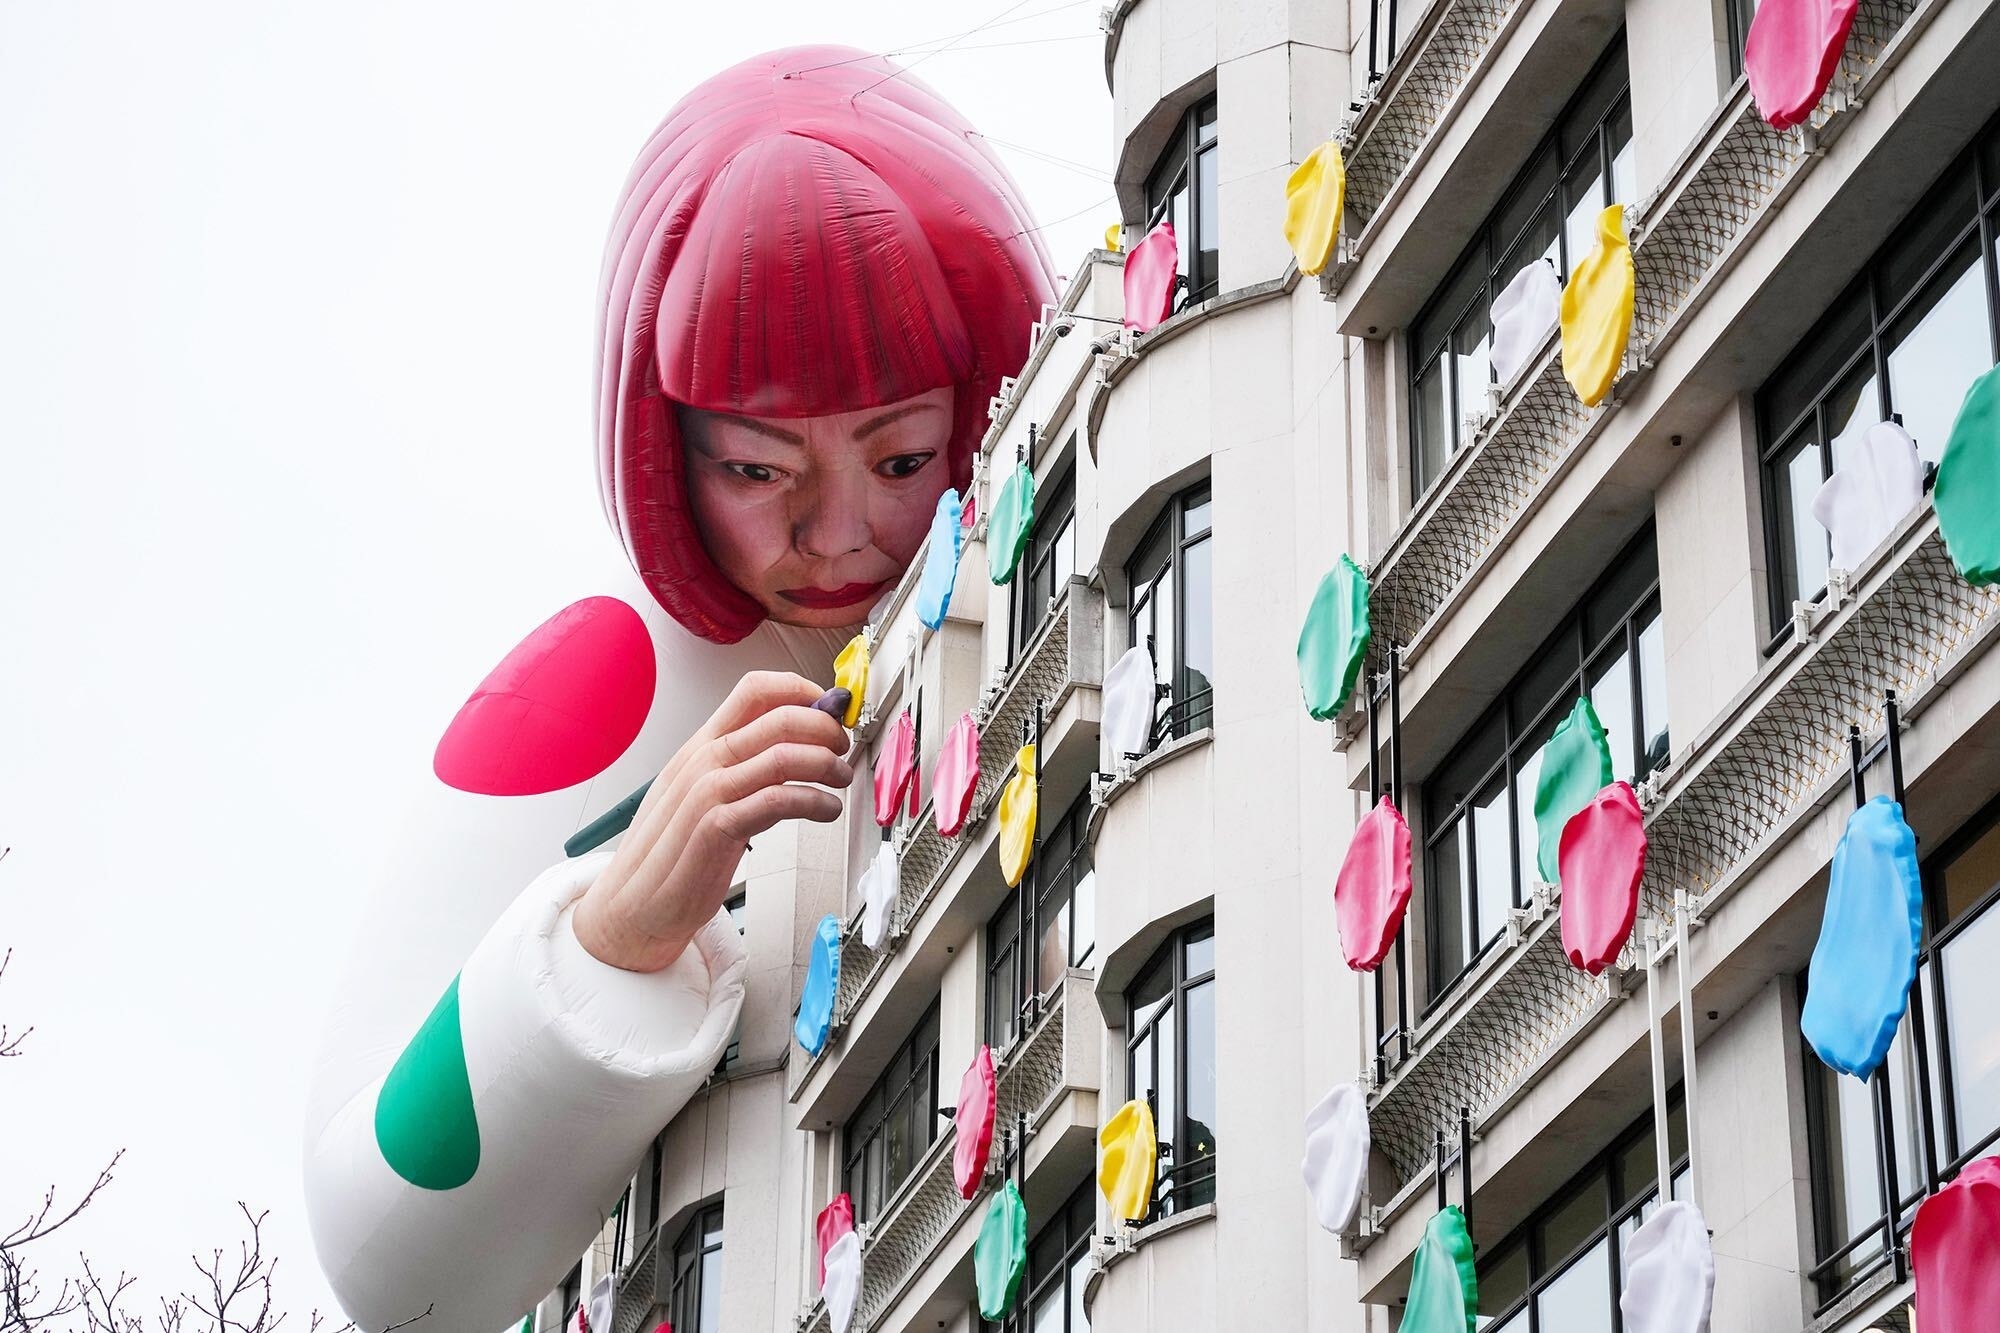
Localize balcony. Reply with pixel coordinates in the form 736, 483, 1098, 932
1365, 512, 2000, 1207
797, 971, 1104, 1333
606, 1220, 667, 1333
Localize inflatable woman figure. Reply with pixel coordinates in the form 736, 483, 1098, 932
303, 48, 1053, 1332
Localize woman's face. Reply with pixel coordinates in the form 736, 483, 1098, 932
679, 386, 956, 629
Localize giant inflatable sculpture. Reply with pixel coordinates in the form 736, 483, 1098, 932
302, 47, 1054, 1332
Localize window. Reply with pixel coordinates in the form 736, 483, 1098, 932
1144, 98, 1220, 305
1805, 795, 2000, 1302
842, 1000, 942, 1224
1476, 1102, 1689, 1333
1126, 919, 1217, 1221
1410, 41, 1634, 496
664, 1202, 723, 1333
1757, 113, 2000, 622
1014, 458, 1077, 660
1724, 0, 1756, 80
1127, 483, 1214, 743
988, 1177, 1095, 1333
1419, 527, 1666, 1005
558, 1262, 582, 1332
986, 792, 1098, 1048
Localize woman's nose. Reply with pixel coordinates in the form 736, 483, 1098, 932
795, 466, 872, 559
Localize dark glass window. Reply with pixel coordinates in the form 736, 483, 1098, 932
559, 1262, 583, 1332
1805, 795, 2000, 1302
986, 792, 1098, 1048
665, 1202, 724, 1333
1127, 483, 1214, 743
842, 1000, 942, 1223
719, 888, 746, 1071
1410, 40, 1634, 497
1126, 919, 1217, 1222
1756, 116, 2000, 622
1014, 458, 1078, 660
1419, 527, 1666, 1005
1145, 98, 1221, 305
1476, 1102, 1690, 1333
988, 1177, 1096, 1332
1724, 0, 1756, 79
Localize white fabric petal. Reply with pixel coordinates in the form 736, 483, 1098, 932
585, 1273, 614, 1333
1811, 419, 1924, 572
859, 843, 899, 950
1491, 260, 1562, 387
1618, 1201, 1715, 1333
1101, 644, 1156, 769
1300, 1082, 1369, 1235
824, 1230, 863, 1333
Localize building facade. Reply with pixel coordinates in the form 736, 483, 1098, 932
540, 0, 2000, 1327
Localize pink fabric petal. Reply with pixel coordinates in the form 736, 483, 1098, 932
1745, 0, 1859, 130
934, 712, 982, 836
1336, 796, 1414, 971
1915, 1156, 2000, 1332
815, 1193, 855, 1286
873, 710, 917, 827
433, 597, 656, 796
1558, 781, 1648, 975
1122, 223, 1180, 332
953, 1045, 999, 1199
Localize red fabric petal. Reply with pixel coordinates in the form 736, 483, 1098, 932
1744, 0, 1859, 130
1122, 224, 1180, 332
874, 711, 917, 827
432, 597, 655, 796
1915, 1156, 2000, 1331
815, 1193, 855, 1286
954, 1046, 999, 1199
1558, 781, 1648, 975
1336, 797, 1414, 971
934, 712, 981, 836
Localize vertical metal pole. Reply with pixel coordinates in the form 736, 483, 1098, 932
1458, 1106, 1475, 1244
1390, 646, 1409, 1060
1434, 1126, 1448, 1213
1675, 894, 1703, 1214
1885, 690, 1906, 805
1850, 722, 1908, 1279
1886, 690, 1939, 1196
1368, 665, 1381, 805
1016, 1110, 1028, 1193
1646, 917, 1673, 1203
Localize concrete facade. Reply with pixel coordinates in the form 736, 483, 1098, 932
543, 0, 2000, 1328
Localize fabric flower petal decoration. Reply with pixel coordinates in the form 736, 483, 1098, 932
815, 1193, 855, 1286
833, 635, 870, 728
1560, 205, 1635, 409
1099, 1098, 1158, 1222
962, 484, 980, 529
1811, 420, 1923, 573
1400, 1206, 1477, 1333
988, 463, 1036, 585
974, 1181, 1029, 1320
916, 488, 963, 630
1123, 222, 1179, 332
873, 710, 918, 827
934, 712, 981, 837
1802, 794, 1922, 1079
1534, 698, 1615, 883
1744, 0, 1859, 130
795, 914, 841, 1057
1491, 260, 1562, 388
433, 596, 656, 796
585, 1274, 614, 1333
998, 744, 1039, 888
1336, 796, 1415, 971
1104, 222, 1123, 253
953, 1045, 999, 1199
1914, 1155, 2000, 1332
1933, 363, 2000, 585
1558, 781, 1648, 975
1284, 139, 1346, 277
1618, 1201, 1715, 1333
824, 1229, 862, 1333
1101, 644, 1157, 767
1300, 1082, 1370, 1234
1298, 555, 1373, 720
858, 842, 899, 950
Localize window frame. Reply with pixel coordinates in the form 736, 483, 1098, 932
988, 1176, 1097, 1333
986, 790, 1097, 1049
1144, 97, 1221, 306
664, 1201, 725, 1333
1126, 481, 1214, 744
1124, 918, 1217, 1224
1012, 455, 1078, 662
840, 999, 943, 1224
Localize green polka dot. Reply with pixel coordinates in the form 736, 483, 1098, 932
374, 974, 481, 1190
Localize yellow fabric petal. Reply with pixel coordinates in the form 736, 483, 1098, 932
997, 744, 1038, 888
1559, 205, 1636, 408
1098, 1099, 1158, 1222
1284, 139, 1347, 277
1104, 222, 1123, 253
832, 635, 869, 728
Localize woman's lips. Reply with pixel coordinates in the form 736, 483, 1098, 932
778, 580, 890, 610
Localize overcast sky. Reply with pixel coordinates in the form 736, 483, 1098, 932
0, 4, 1109, 1323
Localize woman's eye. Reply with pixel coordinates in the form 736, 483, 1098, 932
877, 451, 936, 480
725, 462, 783, 484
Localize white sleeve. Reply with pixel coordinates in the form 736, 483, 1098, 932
303, 851, 744, 1333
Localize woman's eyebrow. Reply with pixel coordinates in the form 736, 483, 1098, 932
854, 401, 943, 441
727, 418, 808, 446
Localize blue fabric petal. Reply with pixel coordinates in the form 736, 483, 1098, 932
917, 489, 963, 630
1802, 795, 1923, 1080
795, 914, 842, 1057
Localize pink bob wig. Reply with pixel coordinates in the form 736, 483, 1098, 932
596, 46, 1059, 643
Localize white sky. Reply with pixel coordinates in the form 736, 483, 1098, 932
0, 4, 1110, 1323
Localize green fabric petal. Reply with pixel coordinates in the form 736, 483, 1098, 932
1935, 363, 2000, 585
1398, 1206, 1477, 1333
974, 1180, 1029, 1319
374, 974, 481, 1190
988, 464, 1036, 586
1533, 697, 1614, 883
1298, 555, 1374, 720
